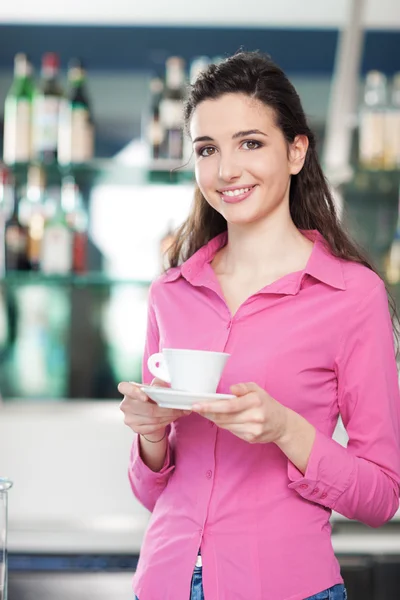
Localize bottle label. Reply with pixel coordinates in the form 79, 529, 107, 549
148, 119, 165, 147
166, 128, 183, 160
5, 224, 27, 254
167, 67, 184, 90
159, 99, 183, 128
359, 109, 386, 168
386, 240, 400, 284
73, 232, 87, 273
28, 213, 45, 267
41, 225, 72, 274
3, 98, 32, 164
384, 110, 400, 169
33, 95, 61, 153
0, 216, 5, 277
58, 104, 94, 164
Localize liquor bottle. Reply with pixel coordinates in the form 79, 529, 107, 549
61, 176, 88, 273
359, 70, 388, 170
159, 56, 186, 161
159, 220, 176, 271
384, 73, 400, 170
181, 56, 211, 165
386, 187, 400, 285
146, 77, 165, 161
18, 164, 46, 270
40, 184, 73, 275
4, 171, 29, 271
58, 58, 94, 165
32, 52, 64, 164
3, 53, 35, 165
0, 164, 14, 221
189, 56, 210, 84
0, 165, 15, 276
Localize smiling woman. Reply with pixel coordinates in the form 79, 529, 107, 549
190, 95, 308, 229
119, 51, 400, 600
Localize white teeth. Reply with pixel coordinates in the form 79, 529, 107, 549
222, 187, 251, 197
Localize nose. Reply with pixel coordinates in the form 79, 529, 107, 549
218, 152, 242, 182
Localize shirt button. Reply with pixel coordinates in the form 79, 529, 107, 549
299, 484, 309, 490
206, 470, 212, 479
320, 492, 328, 499
209, 422, 215, 428
311, 488, 319, 495
156, 478, 164, 485
226, 321, 231, 330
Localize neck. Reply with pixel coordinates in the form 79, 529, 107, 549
217, 212, 311, 277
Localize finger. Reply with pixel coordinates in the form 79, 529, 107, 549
121, 400, 179, 420
151, 377, 171, 388
192, 395, 251, 414
230, 382, 260, 396
118, 381, 147, 401
205, 406, 259, 425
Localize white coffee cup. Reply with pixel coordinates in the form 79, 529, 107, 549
147, 348, 230, 394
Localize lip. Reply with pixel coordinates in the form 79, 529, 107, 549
219, 185, 256, 204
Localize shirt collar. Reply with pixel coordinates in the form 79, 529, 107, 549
163, 230, 346, 293
302, 230, 346, 291
163, 232, 227, 285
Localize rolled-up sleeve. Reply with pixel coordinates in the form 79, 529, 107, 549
288, 280, 400, 527
129, 426, 175, 512
128, 285, 175, 512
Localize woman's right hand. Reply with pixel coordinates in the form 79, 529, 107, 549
118, 379, 189, 439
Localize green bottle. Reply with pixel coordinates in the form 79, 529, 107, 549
40, 186, 73, 275
58, 58, 94, 165
32, 52, 64, 164
3, 53, 35, 165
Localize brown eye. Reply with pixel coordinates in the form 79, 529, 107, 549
242, 140, 261, 150
198, 146, 216, 157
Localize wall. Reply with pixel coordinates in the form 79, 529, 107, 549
0, 0, 399, 28
0, 402, 150, 554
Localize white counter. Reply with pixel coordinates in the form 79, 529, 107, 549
0, 401, 399, 556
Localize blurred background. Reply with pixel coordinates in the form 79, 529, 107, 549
0, 0, 399, 598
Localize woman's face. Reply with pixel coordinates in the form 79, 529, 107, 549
190, 93, 307, 227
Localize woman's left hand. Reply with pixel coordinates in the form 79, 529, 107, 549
191, 382, 289, 444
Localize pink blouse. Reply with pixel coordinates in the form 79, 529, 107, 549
128, 230, 400, 600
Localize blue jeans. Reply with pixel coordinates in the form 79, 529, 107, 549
135, 565, 204, 600
134, 564, 203, 600
136, 567, 347, 599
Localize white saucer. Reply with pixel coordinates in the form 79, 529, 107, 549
140, 385, 234, 410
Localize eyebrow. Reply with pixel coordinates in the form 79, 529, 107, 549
192, 129, 268, 144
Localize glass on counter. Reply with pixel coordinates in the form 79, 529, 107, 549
0, 477, 13, 600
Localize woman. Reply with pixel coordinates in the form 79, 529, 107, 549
118, 51, 400, 600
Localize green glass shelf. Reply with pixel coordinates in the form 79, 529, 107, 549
343, 167, 400, 195
0, 272, 152, 287
8, 158, 195, 187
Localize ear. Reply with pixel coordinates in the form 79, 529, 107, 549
288, 135, 309, 175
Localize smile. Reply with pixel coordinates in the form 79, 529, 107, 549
219, 185, 256, 204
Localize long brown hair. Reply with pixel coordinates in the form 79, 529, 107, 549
167, 51, 398, 330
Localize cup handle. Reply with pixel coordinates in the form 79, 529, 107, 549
147, 353, 171, 383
